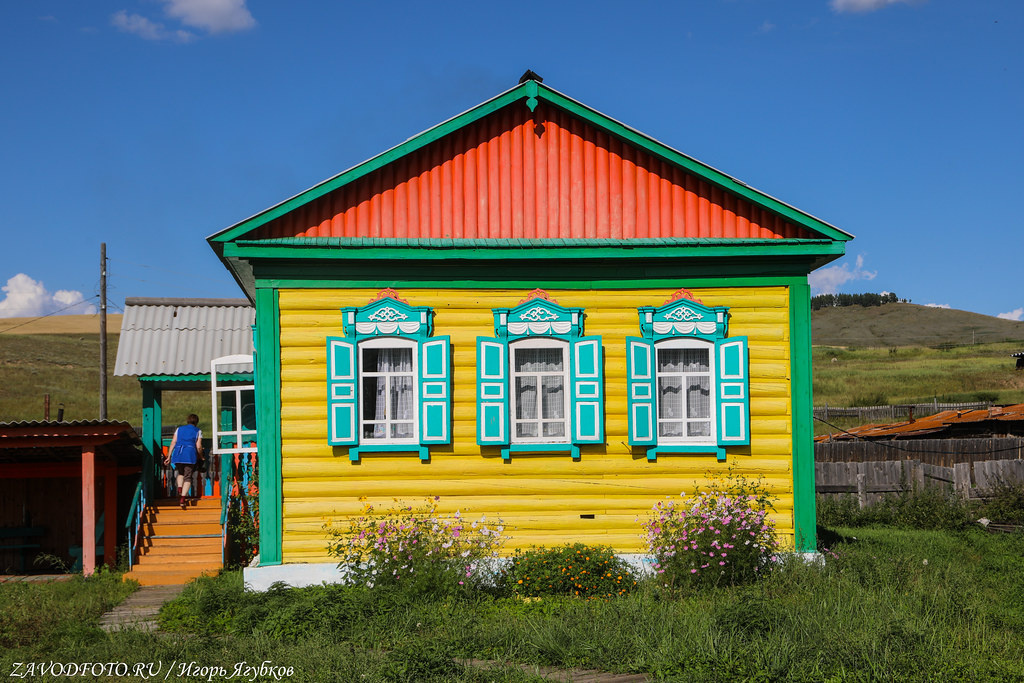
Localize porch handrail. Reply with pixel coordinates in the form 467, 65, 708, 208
124, 480, 146, 570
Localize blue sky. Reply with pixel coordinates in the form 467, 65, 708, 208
1, 0, 1021, 320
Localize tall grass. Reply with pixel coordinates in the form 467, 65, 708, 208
3, 528, 1023, 681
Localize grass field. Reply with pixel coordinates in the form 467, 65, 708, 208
0, 331, 207, 427
2, 526, 1022, 681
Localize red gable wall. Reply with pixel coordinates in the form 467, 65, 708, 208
254, 102, 813, 241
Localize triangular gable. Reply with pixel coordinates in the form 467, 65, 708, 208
210, 80, 851, 247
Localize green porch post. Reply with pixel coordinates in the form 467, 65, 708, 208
790, 281, 817, 553
140, 382, 162, 500
254, 287, 283, 565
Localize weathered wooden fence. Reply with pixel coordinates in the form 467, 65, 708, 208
816, 457, 1024, 506
815, 437, 1024, 469
814, 401, 990, 423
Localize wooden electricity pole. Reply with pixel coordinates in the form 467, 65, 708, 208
100, 243, 107, 420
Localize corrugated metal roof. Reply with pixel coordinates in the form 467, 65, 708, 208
816, 404, 1024, 442
114, 299, 255, 377
251, 102, 819, 242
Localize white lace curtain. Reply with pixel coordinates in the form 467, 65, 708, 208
372, 348, 414, 438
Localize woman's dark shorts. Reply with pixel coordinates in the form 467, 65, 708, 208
174, 463, 195, 478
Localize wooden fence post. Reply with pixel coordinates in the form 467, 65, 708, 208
856, 472, 867, 509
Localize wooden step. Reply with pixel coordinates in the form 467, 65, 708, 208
124, 567, 220, 586
141, 541, 220, 556
145, 521, 221, 536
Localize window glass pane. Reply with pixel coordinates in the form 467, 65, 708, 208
543, 421, 565, 437
391, 376, 414, 420
658, 377, 682, 418
659, 421, 684, 437
364, 347, 413, 373
515, 377, 538, 419
686, 376, 711, 419
658, 348, 683, 372
515, 348, 563, 372
682, 348, 709, 372
366, 376, 385, 419
540, 376, 565, 419
516, 422, 538, 438
688, 421, 711, 437
391, 423, 414, 439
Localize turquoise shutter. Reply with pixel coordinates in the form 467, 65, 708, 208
476, 337, 509, 445
570, 336, 604, 444
716, 336, 750, 446
326, 337, 358, 446
626, 337, 657, 446
418, 336, 451, 445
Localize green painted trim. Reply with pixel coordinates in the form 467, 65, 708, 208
225, 239, 844, 263
646, 445, 726, 462
254, 255, 827, 288
260, 275, 811, 291
501, 444, 581, 461
140, 384, 162, 500
138, 373, 254, 383
254, 288, 283, 565
348, 445, 430, 462
789, 281, 817, 553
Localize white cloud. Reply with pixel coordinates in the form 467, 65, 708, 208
757, 20, 776, 34
0, 274, 97, 318
809, 254, 877, 295
112, 0, 254, 41
924, 303, 951, 309
831, 0, 926, 13
111, 10, 194, 42
162, 0, 255, 33
998, 308, 1024, 321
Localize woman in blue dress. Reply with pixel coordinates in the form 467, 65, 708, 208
165, 413, 204, 509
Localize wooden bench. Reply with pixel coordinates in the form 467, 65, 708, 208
0, 527, 46, 573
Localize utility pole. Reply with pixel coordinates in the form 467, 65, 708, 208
100, 243, 107, 420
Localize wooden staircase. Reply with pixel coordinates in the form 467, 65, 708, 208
124, 498, 223, 586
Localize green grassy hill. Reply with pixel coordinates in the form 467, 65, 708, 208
0, 332, 205, 427
813, 302, 1024, 348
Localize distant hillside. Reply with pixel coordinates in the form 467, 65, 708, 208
812, 303, 1024, 348
0, 313, 122, 335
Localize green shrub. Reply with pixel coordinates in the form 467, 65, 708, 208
976, 481, 1024, 524
817, 488, 972, 531
324, 497, 506, 599
501, 544, 637, 599
643, 476, 778, 590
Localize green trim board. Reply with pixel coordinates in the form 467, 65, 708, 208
225, 238, 844, 263
209, 80, 851, 249
254, 287, 283, 565
254, 259, 832, 290
789, 281, 817, 554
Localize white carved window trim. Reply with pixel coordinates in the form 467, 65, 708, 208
358, 337, 419, 445
210, 354, 257, 455
655, 338, 717, 445
510, 338, 570, 444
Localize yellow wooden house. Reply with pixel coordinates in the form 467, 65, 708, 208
209, 76, 851, 586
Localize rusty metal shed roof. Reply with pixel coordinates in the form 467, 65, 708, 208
113, 298, 254, 377
816, 404, 1024, 442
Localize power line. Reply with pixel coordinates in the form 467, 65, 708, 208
0, 295, 102, 334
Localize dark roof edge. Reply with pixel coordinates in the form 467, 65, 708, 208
124, 297, 253, 308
